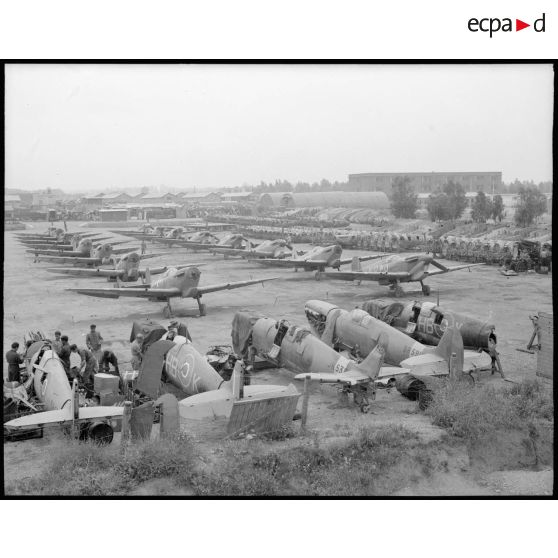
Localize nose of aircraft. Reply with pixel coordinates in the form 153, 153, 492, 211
189, 267, 201, 281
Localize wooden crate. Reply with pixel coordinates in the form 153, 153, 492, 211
537, 311, 553, 380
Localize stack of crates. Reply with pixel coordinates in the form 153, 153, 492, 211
94, 373, 121, 405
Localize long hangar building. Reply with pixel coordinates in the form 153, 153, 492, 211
348, 171, 502, 194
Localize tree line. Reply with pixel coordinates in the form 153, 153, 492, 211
390, 177, 548, 226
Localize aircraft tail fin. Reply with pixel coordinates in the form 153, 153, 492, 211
351, 256, 362, 272
434, 326, 464, 375
356, 333, 387, 380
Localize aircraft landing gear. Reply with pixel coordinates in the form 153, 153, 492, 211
421, 282, 431, 296
315, 271, 322, 281
163, 299, 175, 319
390, 282, 403, 297
353, 386, 371, 413
196, 297, 207, 317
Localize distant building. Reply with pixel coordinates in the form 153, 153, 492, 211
348, 172, 502, 195
31, 192, 62, 210
179, 192, 222, 204
100, 192, 134, 205
220, 192, 254, 203
282, 191, 390, 209
137, 192, 179, 204
99, 208, 129, 222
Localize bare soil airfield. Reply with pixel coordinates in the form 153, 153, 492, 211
3, 222, 554, 495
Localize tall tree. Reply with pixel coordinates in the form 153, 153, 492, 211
426, 190, 451, 221
471, 191, 493, 222
514, 186, 547, 226
442, 180, 467, 219
391, 176, 418, 218
491, 194, 505, 222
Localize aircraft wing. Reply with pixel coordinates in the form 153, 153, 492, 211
318, 271, 411, 281
294, 370, 369, 386
190, 276, 278, 296
34, 255, 104, 265
337, 254, 384, 266
251, 258, 328, 269
426, 263, 485, 277
212, 247, 253, 257
45, 267, 125, 278
139, 252, 171, 260
67, 286, 182, 299
4, 406, 123, 430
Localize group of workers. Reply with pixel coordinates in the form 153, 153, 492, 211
5, 324, 120, 393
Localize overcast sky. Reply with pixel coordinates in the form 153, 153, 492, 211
5, 64, 554, 192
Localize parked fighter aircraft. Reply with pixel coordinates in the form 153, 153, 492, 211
154, 231, 251, 252
68, 266, 278, 316
317, 254, 485, 296
250, 244, 383, 273
27, 238, 132, 257
241, 314, 386, 411
33, 242, 161, 266
19, 235, 113, 250
212, 238, 294, 260
361, 299, 497, 351
151, 230, 220, 249
303, 300, 490, 383
3, 342, 122, 442
45, 252, 205, 282
138, 338, 297, 421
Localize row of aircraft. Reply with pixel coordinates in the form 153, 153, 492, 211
17, 229, 279, 317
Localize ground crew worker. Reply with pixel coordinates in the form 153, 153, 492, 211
72, 345, 98, 395
99, 349, 120, 376
6, 342, 24, 383
58, 335, 72, 373
131, 334, 144, 370
141, 239, 147, 255
52, 331, 63, 354
69, 344, 82, 380
86, 324, 103, 362
487, 335, 504, 378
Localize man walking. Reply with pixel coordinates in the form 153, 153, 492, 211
6, 342, 24, 383
86, 324, 103, 362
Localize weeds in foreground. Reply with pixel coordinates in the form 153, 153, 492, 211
427, 378, 553, 443
8, 425, 436, 496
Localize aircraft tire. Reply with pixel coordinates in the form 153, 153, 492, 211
199, 303, 207, 316
422, 285, 431, 296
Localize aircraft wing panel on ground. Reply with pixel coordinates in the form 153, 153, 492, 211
68, 287, 182, 299
192, 276, 278, 296
4, 406, 123, 430
320, 271, 411, 281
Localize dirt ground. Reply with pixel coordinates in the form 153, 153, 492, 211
3, 221, 554, 495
